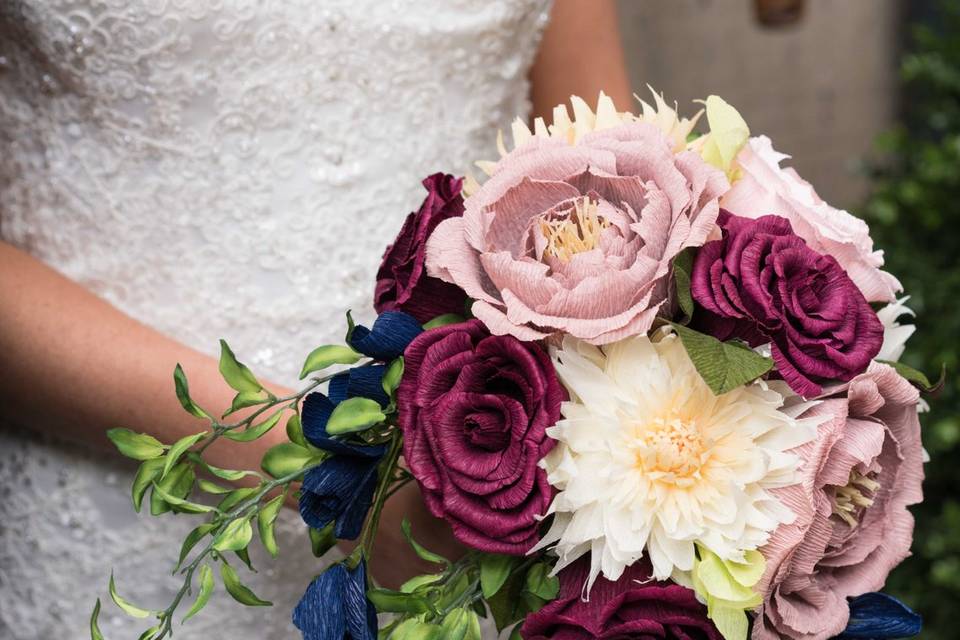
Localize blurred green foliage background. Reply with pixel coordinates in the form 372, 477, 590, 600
861, 2, 960, 637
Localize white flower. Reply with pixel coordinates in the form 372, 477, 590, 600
876, 296, 916, 362
534, 330, 819, 591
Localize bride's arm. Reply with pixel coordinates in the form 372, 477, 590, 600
0, 240, 460, 584
0, 241, 289, 472
529, 0, 633, 118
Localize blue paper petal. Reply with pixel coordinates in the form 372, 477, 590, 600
301, 393, 386, 457
835, 592, 922, 639
348, 311, 422, 361
330, 365, 389, 406
343, 561, 378, 640
293, 565, 347, 639
298, 454, 384, 539
292, 562, 377, 639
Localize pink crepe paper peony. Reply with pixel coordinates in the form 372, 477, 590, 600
754, 362, 924, 640
426, 122, 728, 344
722, 136, 901, 303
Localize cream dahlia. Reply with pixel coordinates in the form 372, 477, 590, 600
535, 329, 820, 591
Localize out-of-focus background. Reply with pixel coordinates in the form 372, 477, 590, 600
617, 1, 958, 637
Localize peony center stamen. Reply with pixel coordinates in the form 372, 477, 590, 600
832, 469, 880, 527
540, 197, 609, 262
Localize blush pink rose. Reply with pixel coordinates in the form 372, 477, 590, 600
426, 123, 728, 344
722, 136, 900, 303
754, 363, 924, 640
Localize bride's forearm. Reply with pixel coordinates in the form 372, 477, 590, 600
0, 241, 289, 471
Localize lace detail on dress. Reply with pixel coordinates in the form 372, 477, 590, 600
0, 1, 551, 637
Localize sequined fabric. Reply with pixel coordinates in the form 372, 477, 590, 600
0, 1, 551, 637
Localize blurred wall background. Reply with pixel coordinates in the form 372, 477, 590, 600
616, 0, 903, 208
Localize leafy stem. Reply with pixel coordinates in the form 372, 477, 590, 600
152, 462, 323, 639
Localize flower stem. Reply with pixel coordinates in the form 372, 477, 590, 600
356, 431, 404, 569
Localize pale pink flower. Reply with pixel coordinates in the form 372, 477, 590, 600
754, 363, 924, 640
426, 122, 727, 344
722, 136, 901, 303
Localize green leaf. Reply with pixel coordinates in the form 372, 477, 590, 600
480, 554, 516, 599
198, 478, 232, 494
382, 357, 405, 399
299, 344, 362, 380
183, 564, 215, 622
218, 339, 262, 394
366, 588, 432, 614
222, 409, 284, 442
150, 462, 195, 516
286, 413, 308, 448
109, 572, 152, 618
485, 570, 526, 631
309, 523, 337, 557
220, 562, 272, 607
173, 363, 210, 419
190, 454, 261, 482
672, 247, 697, 324
523, 562, 560, 601
151, 482, 216, 514
671, 323, 773, 395
131, 458, 166, 512
90, 598, 105, 640
257, 494, 285, 557
224, 390, 270, 417
401, 518, 450, 567
423, 313, 465, 329
399, 573, 443, 594
326, 397, 386, 435
106, 428, 166, 460
261, 442, 321, 478
175, 523, 217, 571
438, 608, 482, 640
345, 309, 357, 342
213, 518, 254, 552
390, 619, 443, 640
877, 359, 946, 392
161, 432, 207, 480
217, 486, 258, 513
234, 547, 255, 572
137, 625, 160, 640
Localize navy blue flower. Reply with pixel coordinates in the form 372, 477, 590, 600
293, 561, 377, 640
348, 311, 422, 362
834, 592, 922, 639
298, 393, 386, 539
329, 365, 389, 407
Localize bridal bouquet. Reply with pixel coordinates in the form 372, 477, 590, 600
96, 92, 935, 640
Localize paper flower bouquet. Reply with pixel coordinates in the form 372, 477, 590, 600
96, 91, 935, 640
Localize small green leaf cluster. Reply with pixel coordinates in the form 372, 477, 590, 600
96, 340, 341, 639
374, 522, 559, 639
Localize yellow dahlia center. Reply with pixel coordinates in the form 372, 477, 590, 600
540, 197, 608, 262
632, 411, 706, 485
833, 469, 879, 527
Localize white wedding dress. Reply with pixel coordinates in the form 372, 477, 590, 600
0, 1, 552, 637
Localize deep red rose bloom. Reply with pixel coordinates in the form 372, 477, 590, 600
521, 558, 722, 640
374, 173, 468, 323
398, 319, 562, 555
691, 210, 883, 397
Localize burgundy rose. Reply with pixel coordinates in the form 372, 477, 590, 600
691, 211, 883, 397
521, 558, 722, 640
374, 173, 468, 323
398, 319, 562, 555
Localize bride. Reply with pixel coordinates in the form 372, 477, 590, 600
0, 1, 630, 637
